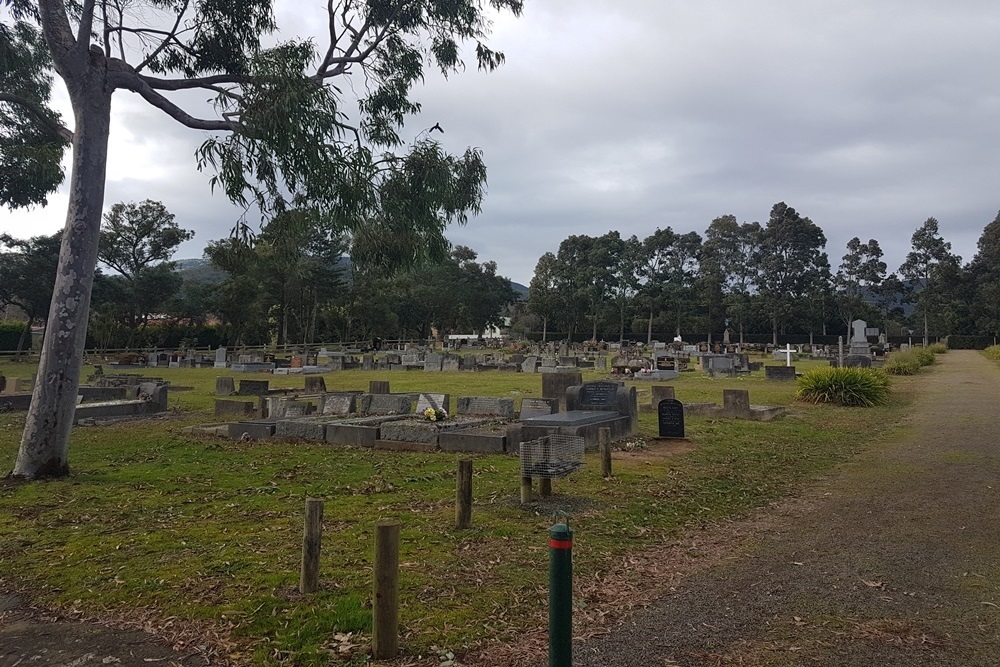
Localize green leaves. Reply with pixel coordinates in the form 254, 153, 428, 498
0, 20, 68, 209
796, 367, 891, 407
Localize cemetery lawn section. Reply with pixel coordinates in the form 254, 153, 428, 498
0, 359, 919, 666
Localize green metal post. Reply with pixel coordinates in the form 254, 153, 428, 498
549, 515, 573, 667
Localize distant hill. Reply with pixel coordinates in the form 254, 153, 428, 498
512, 281, 528, 300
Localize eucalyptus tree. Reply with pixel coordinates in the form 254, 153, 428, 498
0, 19, 68, 208
834, 237, 886, 337
527, 252, 563, 342
6, 0, 524, 478
899, 217, 961, 346
701, 215, 762, 345
97, 200, 194, 347
968, 211, 1000, 337
757, 202, 829, 345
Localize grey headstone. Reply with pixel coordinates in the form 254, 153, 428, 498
519, 397, 559, 420
764, 366, 796, 381
215, 377, 235, 396
238, 379, 270, 395
214, 347, 227, 368
442, 355, 461, 372
424, 353, 443, 372
322, 394, 356, 416
360, 393, 413, 415
521, 356, 539, 373
305, 376, 327, 393
415, 393, 450, 414
457, 396, 515, 419
723, 389, 751, 417
369, 380, 390, 394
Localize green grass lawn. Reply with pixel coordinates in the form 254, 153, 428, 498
0, 356, 918, 665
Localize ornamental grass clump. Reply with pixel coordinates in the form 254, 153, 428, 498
913, 347, 937, 366
883, 352, 922, 376
796, 367, 890, 407
984, 345, 1000, 361
927, 342, 948, 354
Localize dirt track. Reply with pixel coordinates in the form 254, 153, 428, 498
575, 350, 1000, 666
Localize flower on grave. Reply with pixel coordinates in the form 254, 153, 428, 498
422, 407, 448, 421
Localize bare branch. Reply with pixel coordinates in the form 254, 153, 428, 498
76, 0, 97, 52
140, 73, 252, 90
135, 0, 191, 73
0, 92, 74, 142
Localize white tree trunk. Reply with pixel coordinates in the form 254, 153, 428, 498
13, 75, 111, 478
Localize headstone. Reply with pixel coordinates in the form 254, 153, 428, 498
558, 356, 578, 367
764, 365, 796, 381
370, 380, 390, 394
214, 347, 228, 369
519, 397, 559, 420
573, 380, 619, 409
215, 377, 235, 396
238, 379, 270, 395
850, 319, 871, 356
362, 354, 375, 371
215, 399, 256, 418
359, 393, 413, 415
322, 394, 356, 416
521, 356, 539, 373
657, 399, 685, 438
542, 370, 583, 407
651, 385, 675, 406
456, 396, 516, 419
424, 353, 443, 372
442, 355, 460, 372
843, 354, 872, 368
415, 393, 450, 414
304, 376, 327, 393
723, 389, 751, 418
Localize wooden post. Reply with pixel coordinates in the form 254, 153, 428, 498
539, 478, 552, 498
599, 427, 612, 478
299, 498, 324, 594
456, 459, 473, 528
373, 520, 400, 660
520, 476, 533, 504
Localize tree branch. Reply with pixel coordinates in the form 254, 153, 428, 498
110, 72, 239, 132
76, 0, 97, 54
0, 92, 74, 142
139, 73, 252, 90
135, 0, 190, 73
37, 0, 80, 75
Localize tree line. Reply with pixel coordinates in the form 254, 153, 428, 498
521, 202, 1000, 346
0, 200, 517, 351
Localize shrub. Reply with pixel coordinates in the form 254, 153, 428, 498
883, 354, 921, 376
796, 367, 891, 407
984, 345, 1000, 361
913, 347, 936, 366
927, 342, 948, 354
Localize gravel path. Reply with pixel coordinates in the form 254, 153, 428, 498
575, 350, 1000, 666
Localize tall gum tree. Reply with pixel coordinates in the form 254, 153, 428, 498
4, 0, 524, 479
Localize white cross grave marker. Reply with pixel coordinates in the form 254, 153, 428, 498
782, 344, 794, 367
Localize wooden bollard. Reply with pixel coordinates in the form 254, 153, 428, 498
456, 459, 473, 529
520, 476, 533, 504
300, 498, 324, 594
599, 427, 612, 478
373, 520, 400, 659
539, 478, 552, 498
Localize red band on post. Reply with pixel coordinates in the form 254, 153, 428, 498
549, 539, 573, 550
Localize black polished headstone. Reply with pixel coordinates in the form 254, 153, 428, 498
657, 398, 685, 438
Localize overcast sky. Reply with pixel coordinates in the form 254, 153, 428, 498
5, 0, 1000, 285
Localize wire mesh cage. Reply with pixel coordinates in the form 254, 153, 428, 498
520, 435, 585, 479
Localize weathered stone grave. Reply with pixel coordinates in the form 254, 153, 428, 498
416, 393, 450, 414
215, 377, 235, 396
359, 393, 414, 415
519, 397, 559, 420
456, 396, 515, 420
321, 393, 357, 416
238, 379, 270, 395
369, 380, 390, 394
764, 365, 796, 381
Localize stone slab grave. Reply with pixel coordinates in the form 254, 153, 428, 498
228, 420, 276, 440
326, 415, 410, 447
438, 425, 507, 454
518, 380, 637, 451
378, 416, 489, 446
657, 398, 685, 438
275, 418, 329, 441
215, 398, 257, 418
682, 389, 786, 422
519, 397, 559, 420
75, 384, 169, 424
764, 365, 796, 381
369, 380, 390, 394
